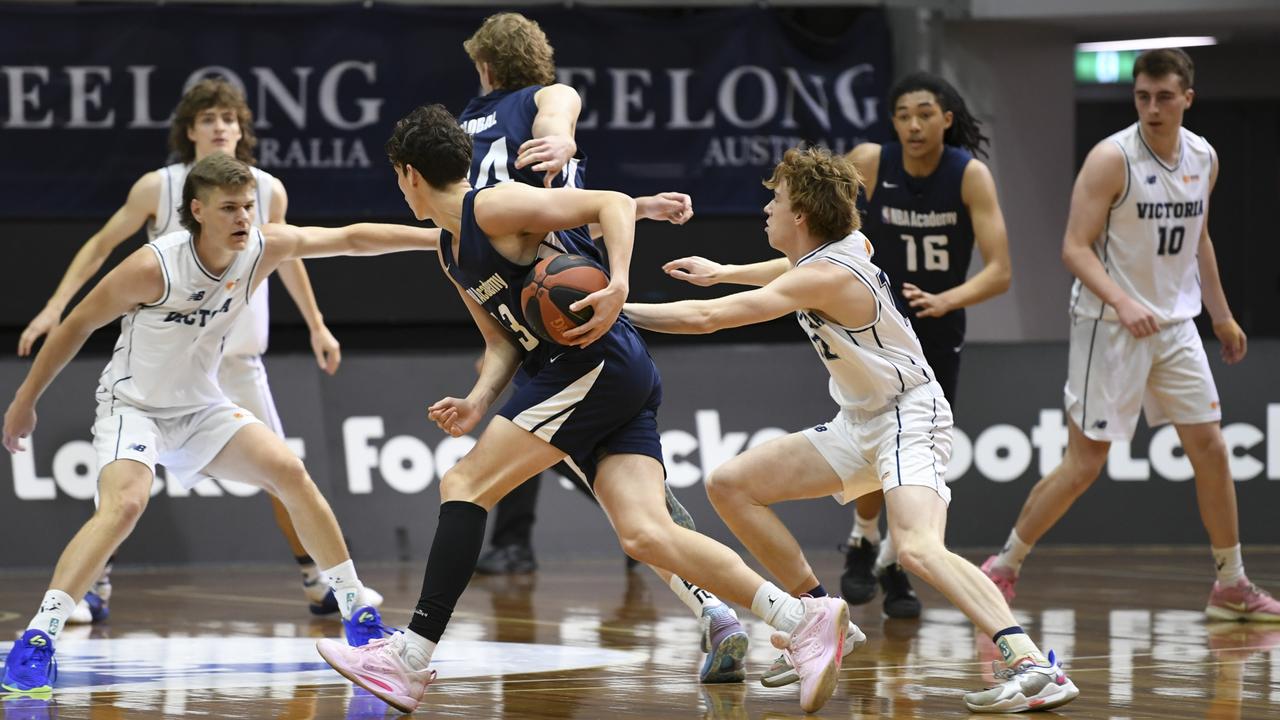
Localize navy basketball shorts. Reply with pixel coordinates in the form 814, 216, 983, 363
498, 332, 665, 487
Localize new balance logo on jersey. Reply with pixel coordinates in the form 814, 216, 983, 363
1092, 420, 1108, 430
163, 298, 233, 327
187, 290, 206, 301
813, 425, 828, 433
1146, 175, 1157, 184
129, 444, 147, 452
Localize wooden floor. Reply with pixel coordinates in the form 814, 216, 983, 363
3, 546, 1279, 719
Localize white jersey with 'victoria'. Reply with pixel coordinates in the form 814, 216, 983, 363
98, 229, 266, 418
149, 162, 276, 356
796, 231, 933, 416
1070, 123, 1213, 324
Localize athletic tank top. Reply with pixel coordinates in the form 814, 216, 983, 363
438, 188, 638, 375
149, 162, 276, 355
460, 86, 587, 190
858, 142, 974, 346
98, 229, 267, 418
795, 232, 933, 415
1070, 123, 1213, 324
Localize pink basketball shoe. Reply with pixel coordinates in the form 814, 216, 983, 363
772, 596, 848, 713
317, 632, 436, 713
1206, 578, 1280, 622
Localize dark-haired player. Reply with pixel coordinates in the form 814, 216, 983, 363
316, 105, 855, 716
980, 49, 1278, 621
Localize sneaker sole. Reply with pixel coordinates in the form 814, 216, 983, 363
1205, 605, 1280, 623
964, 678, 1080, 713
799, 602, 849, 713
700, 632, 748, 684
316, 643, 418, 714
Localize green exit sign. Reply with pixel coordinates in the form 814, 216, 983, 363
1075, 50, 1139, 84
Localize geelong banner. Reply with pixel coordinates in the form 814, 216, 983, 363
0, 4, 891, 219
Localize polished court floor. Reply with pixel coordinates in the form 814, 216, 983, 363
2, 546, 1279, 719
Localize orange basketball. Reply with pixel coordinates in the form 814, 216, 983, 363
520, 254, 609, 345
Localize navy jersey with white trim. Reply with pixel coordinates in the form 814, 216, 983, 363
460, 86, 587, 190
858, 142, 974, 345
439, 187, 637, 376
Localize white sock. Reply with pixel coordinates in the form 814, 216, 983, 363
668, 575, 724, 618
1212, 544, 1245, 585
402, 629, 437, 671
995, 529, 1033, 573
874, 531, 898, 571
750, 582, 805, 634
300, 562, 326, 602
849, 507, 882, 546
28, 589, 76, 639
322, 559, 365, 620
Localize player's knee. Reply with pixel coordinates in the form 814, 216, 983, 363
894, 531, 941, 576
271, 455, 312, 497
704, 464, 746, 505
1183, 430, 1227, 463
615, 522, 669, 565
99, 493, 148, 531
439, 466, 483, 503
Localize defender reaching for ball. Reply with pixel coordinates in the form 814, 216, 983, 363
317, 104, 858, 716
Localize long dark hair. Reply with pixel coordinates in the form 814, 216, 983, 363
889, 72, 989, 159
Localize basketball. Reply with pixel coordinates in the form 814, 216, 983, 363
520, 253, 609, 345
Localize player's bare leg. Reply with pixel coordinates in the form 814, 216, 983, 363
982, 419, 1109, 600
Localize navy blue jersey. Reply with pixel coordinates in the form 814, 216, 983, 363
858, 142, 975, 348
439, 187, 663, 484
459, 86, 587, 190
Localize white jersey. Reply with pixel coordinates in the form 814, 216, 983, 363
1070, 123, 1214, 324
98, 229, 267, 419
796, 232, 933, 416
149, 162, 276, 355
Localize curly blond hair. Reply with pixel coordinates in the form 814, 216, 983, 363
764, 147, 863, 241
463, 13, 556, 90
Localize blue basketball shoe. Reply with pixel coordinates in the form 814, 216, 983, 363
699, 605, 747, 683
2, 630, 57, 693
344, 606, 398, 647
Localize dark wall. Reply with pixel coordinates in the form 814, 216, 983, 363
1074, 98, 1280, 337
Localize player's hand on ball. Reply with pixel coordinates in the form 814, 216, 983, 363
428, 397, 481, 437
565, 282, 627, 347
1213, 318, 1247, 364
3, 401, 36, 454
663, 256, 723, 287
902, 283, 954, 318
515, 134, 577, 187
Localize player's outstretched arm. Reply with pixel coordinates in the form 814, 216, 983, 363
519, 84, 582, 187
479, 184, 636, 347
1195, 152, 1246, 364
587, 191, 693, 239
1063, 142, 1158, 338
4, 248, 164, 453
428, 258, 524, 438
262, 223, 441, 264
904, 160, 1012, 318
664, 256, 791, 287
626, 262, 847, 334
19, 172, 160, 357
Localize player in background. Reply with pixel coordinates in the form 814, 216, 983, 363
979, 49, 1279, 622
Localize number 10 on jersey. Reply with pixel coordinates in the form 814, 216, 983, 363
900, 233, 950, 272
